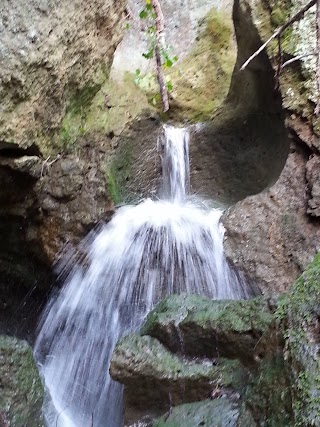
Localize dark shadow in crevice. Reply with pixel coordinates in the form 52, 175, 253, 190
189, 0, 290, 206
0, 166, 55, 342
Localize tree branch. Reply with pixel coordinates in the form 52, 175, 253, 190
240, 0, 317, 71
281, 52, 316, 69
151, 0, 169, 112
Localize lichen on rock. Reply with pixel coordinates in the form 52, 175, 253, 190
277, 253, 320, 426
0, 335, 44, 426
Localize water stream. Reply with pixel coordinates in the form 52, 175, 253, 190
35, 125, 248, 427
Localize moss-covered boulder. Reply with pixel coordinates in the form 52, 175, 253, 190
141, 294, 275, 365
0, 335, 44, 427
152, 398, 256, 427
278, 253, 320, 426
110, 334, 248, 410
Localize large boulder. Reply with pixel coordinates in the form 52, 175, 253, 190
110, 333, 248, 419
0, 0, 126, 151
0, 335, 44, 426
152, 398, 256, 427
141, 294, 275, 365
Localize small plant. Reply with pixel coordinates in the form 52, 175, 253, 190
136, 0, 178, 111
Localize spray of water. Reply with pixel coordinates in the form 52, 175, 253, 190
35, 125, 249, 427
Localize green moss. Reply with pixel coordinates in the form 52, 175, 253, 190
57, 74, 153, 153
153, 399, 242, 427
0, 336, 44, 427
167, 8, 236, 122
277, 253, 320, 426
269, 0, 293, 27
105, 140, 133, 205
244, 355, 293, 426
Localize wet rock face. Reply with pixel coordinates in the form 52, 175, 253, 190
0, 136, 114, 337
0, 335, 44, 426
221, 0, 320, 293
111, 334, 247, 415
141, 294, 274, 365
223, 145, 320, 295
306, 155, 320, 217
0, 0, 125, 151
153, 398, 255, 427
110, 294, 292, 426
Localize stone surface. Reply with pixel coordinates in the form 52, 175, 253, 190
152, 398, 255, 427
306, 155, 320, 217
0, 335, 44, 427
141, 294, 274, 365
0, 0, 126, 151
111, 0, 233, 78
110, 334, 248, 410
278, 253, 320, 426
223, 145, 320, 295
221, 0, 320, 293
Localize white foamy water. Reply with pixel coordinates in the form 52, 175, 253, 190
35, 125, 249, 427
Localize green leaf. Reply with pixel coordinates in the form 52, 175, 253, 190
124, 22, 130, 30
166, 81, 173, 92
146, 3, 152, 11
173, 55, 178, 62
135, 69, 141, 75
142, 49, 154, 59
139, 9, 148, 19
164, 58, 173, 68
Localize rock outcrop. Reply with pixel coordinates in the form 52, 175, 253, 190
112, 256, 320, 427
110, 293, 293, 426
0, 335, 43, 426
0, 0, 126, 151
222, 0, 320, 294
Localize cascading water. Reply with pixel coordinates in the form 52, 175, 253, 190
35, 124, 249, 427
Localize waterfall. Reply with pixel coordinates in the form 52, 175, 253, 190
34, 125, 249, 427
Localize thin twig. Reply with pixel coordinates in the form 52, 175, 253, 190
281, 52, 317, 69
240, 0, 317, 71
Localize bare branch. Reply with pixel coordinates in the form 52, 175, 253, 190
281, 52, 317, 69
240, 0, 317, 71
151, 0, 169, 112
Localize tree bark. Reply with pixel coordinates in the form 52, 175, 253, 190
151, 0, 169, 112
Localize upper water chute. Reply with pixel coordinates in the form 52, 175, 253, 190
160, 124, 190, 201
35, 124, 249, 427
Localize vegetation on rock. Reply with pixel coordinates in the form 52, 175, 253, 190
0, 335, 44, 427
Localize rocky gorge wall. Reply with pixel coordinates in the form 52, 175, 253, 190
1, 0, 319, 333
1, 0, 320, 426
222, 0, 320, 295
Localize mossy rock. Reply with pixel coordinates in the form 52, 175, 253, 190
0, 335, 44, 427
110, 333, 249, 413
166, 8, 236, 122
277, 253, 320, 426
141, 294, 275, 365
244, 353, 293, 426
152, 398, 256, 427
